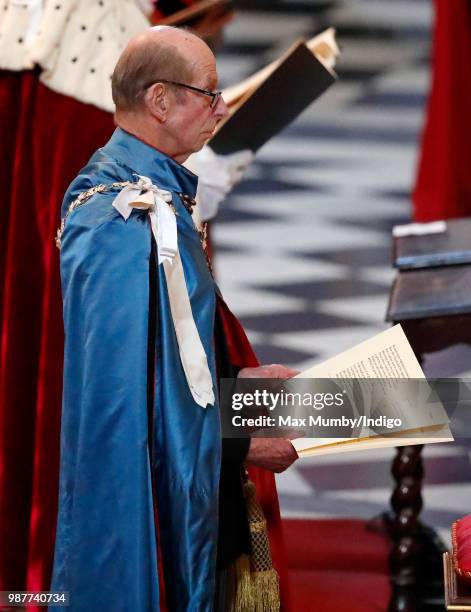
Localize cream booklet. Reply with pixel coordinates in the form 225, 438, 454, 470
290, 325, 453, 457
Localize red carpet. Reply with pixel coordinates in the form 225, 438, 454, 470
284, 519, 391, 611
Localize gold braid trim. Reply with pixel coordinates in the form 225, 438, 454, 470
55, 181, 132, 250
55, 183, 204, 269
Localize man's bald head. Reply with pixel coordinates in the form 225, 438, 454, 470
111, 26, 226, 163
111, 26, 209, 112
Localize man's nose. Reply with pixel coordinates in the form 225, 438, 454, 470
214, 95, 229, 121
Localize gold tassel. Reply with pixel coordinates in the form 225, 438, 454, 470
227, 479, 280, 612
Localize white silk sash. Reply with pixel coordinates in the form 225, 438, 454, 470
112, 175, 215, 408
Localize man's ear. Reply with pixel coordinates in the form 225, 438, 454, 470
144, 83, 168, 122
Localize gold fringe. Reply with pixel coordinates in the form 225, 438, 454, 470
230, 556, 280, 612
232, 554, 255, 612
252, 569, 280, 612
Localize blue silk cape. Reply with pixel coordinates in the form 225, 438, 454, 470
51, 128, 221, 611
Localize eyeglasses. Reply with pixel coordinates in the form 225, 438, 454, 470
146, 79, 222, 108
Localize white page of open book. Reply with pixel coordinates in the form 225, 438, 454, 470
296, 423, 453, 457
291, 325, 453, 455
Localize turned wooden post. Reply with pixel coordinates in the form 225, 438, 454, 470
388, 445, 424, 612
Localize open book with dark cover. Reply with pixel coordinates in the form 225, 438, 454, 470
394, 218, 471, 270
209, 29, 338, 154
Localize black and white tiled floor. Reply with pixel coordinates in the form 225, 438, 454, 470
213, 0, 471, 547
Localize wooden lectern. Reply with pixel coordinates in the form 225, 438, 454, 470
386, 219, 471, 612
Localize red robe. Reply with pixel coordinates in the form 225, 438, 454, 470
0, 73, 115, 597
413, 0, 471, 221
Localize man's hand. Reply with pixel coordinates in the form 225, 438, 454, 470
238, 364, 300, 472
245, 438, 298, 473
238, 364, 299, 379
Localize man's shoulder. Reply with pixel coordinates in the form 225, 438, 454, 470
59, 181, 149, 270
61, 148, 134, 215
59, 150, 145, 255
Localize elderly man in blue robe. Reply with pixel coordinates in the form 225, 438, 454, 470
52, 25, 298, 612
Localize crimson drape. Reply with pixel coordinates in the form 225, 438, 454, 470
0, 69, 115, 599
413, 0, 471, 221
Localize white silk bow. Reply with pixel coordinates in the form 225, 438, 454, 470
112, 175, 215, 408
112, 175, 177, 265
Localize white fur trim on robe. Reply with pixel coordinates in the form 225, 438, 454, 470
0, 0, 150, 113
